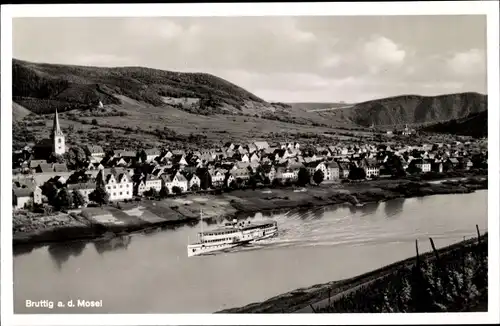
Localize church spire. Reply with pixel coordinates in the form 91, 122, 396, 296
52, 109, 63, 136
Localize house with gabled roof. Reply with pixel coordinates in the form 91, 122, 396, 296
164, 170, 188, 193
338, 162, 351, 179
13, 185, 42, 210
275, 167, 295, 181
97, 170, 133, 201
183, 172, 201, 190
358, 158, 380, 178
67, 182, 96, 203
142, 148, 161, 162
36, 163, 54, 173
230, 168, 251, 180
305, 161, 328, 180
144, 174, 162, 193
30, 159, 48, 172
209, 169, 226, 186
86, 145, 105, 161
249, 152, 260, 162
171, 154, 188, 166
53, 163, 69, 173
254, 141, 270, 150
247, 143, 258, 154
324, 161, 340, 181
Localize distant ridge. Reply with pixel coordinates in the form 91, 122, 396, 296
329, 92, 487, 128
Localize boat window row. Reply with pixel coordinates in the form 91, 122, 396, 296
203, 238, 232, 243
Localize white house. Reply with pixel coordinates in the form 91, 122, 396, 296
101, 172, 133, 201
414, 159, 432, 173
161, 171, 188, 193
254, 141, 270, 150
209, 169, 226, 186
145, 175, 162, 192
306, 161, 328, 179
143, 148, 161, 163
186, 174, 201, 190
86, 145, 105, 162
324, 161, 340, 181
13, 186, 42, 209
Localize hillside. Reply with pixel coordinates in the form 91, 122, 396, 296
327, 93, 487, 128
421, 110, 488, 138
12, 102, 33, 121
12, 58, 273, 116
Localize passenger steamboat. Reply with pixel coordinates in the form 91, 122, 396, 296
187, 210, 278, 257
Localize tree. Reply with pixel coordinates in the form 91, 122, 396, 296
172, 186, 182, 195
228, 180, 238, 190
54, 188, 73, 209
145, 188, 159, 198
89, 187, 109, 206
198, 168, 213, 190
159, 186, 169, 198
262, 176, 271, 185
12, 189, 17, 208
67, 170, 90, 184
190, 183, 200, 192
72, 190, 86, 208
48, 152, 65, 164
271, 178, 282, 188
313, 169, 324, 185
297, 167, 311, 186
348, 167, 367, 180
248, 175, 258, 190
385, 155, 407, 178
91, 118, 98, 125
407, 163, 422, 175
64, 146, 88, 169
42, 181, 59, 205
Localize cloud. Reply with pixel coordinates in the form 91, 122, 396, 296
447, 49, 486, 75
12, 16, 487, 102
363, 36, 406, 73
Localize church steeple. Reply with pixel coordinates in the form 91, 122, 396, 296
51, 109, 66, 155
52, 109, 64, 137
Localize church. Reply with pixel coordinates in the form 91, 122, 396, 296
33, 110, 66, 159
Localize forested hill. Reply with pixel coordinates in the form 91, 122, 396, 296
12, 58, 269, 115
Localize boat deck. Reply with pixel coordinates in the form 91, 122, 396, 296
200, 220, 276, 234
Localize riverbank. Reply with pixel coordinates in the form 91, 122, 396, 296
219, 230, 488, 313
13, 174, 487, 247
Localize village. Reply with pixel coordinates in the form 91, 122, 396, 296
12, 110, 488, 212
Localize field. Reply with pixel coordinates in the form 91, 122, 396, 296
17, 94, 377, 151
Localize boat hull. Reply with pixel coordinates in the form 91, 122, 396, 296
187, 242, 240, 257
187, 222, 278, 257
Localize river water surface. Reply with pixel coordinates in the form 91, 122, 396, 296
14, 190, 488, 313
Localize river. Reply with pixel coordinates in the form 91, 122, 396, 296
13, 190, 488, 314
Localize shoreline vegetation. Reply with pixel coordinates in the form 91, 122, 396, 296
219, 228, 488, 313
13, 171, 487, 248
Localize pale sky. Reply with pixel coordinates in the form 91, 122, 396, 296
13, 16, 487, 103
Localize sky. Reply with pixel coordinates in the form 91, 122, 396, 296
13, 15, 487, 103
